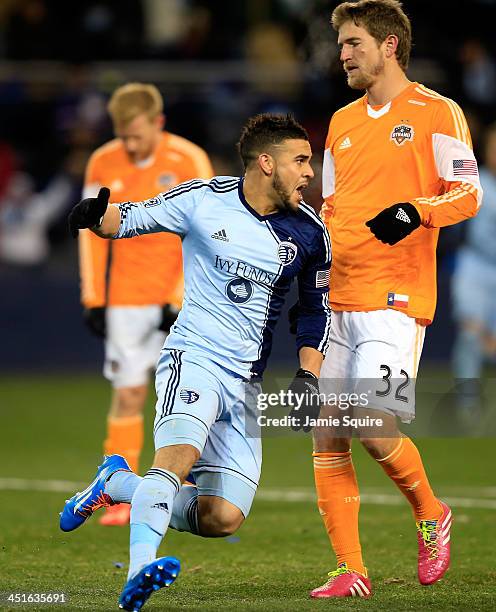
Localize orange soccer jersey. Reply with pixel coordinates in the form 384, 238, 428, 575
79, 132, 213, 308
321, 82, 482, 322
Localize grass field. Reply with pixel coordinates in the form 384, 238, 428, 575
0, 371, 495, 611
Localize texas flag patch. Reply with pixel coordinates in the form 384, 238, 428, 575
387, 292, 409, 308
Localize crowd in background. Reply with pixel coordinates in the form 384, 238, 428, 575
1, 0, 496, 375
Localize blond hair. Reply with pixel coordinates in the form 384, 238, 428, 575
331, 0, 412, 71
107, 83, 163, 127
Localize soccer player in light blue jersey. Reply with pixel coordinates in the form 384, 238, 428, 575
63, 114, 332, 611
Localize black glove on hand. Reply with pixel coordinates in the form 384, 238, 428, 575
83, 307, 106, 338
288, 368, 321, 433
158, 303, 180, 333
68, 187, 110, 238
288, 301, 299, 335
366, 202, 421, 245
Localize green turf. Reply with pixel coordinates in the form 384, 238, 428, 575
0, 372, 495, 610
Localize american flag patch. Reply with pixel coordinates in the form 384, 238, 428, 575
316, 270, 330, 288
453, 159, 478, 176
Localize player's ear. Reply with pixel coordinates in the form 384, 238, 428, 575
258, 153, 274, 176
384, 34, 398, 59
156, 113, 165, 130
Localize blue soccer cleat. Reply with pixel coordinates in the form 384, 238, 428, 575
59, 454, 131, 532
118, 557, 180, 611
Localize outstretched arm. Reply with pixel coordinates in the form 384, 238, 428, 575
69, 178, 209, 240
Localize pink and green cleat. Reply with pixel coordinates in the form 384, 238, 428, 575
417, 501, 453, 585
310, 563, 372, 598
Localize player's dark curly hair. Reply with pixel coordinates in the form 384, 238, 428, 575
237, 113, 309, 170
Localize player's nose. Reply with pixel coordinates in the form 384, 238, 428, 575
340, 45, 352, 63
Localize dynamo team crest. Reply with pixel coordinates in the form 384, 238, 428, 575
225, 278, 253, 304
277, 241, 298, 266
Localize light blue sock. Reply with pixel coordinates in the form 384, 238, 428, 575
107, 472, 199, 532
128, 468, 180, 579
105, 470, 141, 503
169, 485, 199, 534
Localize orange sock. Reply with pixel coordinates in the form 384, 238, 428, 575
313, 451, 365, 575
103, 415, 144, 473
376, 437, 442, 521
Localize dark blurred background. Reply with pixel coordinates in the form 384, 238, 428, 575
1, 0, 495, 373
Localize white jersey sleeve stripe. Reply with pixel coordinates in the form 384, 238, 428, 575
322, 148, 335, 199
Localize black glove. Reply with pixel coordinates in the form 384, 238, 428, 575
68, 187, 110, 238
288, 301, 299, 335
288, 368, 320, 433
83, 307, 106, 338
158, 303, 180, 333
366, 202, 421, 245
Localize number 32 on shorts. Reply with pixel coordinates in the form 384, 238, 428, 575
376, 364, 410, 403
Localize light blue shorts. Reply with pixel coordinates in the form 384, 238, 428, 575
452, 248, 496, 335
153, 349, 262, 518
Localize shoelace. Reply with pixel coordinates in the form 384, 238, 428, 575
325, 564, 350, 584
417, 519, 439, 559
77, 491, 111, 517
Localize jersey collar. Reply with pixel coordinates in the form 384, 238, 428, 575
365, 81, 419, 118
237, 178, 287, 221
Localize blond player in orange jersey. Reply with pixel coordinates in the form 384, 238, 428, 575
304, 0, 483, 599
79, 83, 213, 525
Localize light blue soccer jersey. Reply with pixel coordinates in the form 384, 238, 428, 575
116, 176, 331, 379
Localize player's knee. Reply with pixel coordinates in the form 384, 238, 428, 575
111, 385, 147, 417
313, 434, 351, 453
199, 500, 244, 537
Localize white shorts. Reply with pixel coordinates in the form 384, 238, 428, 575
104, 306, 166, 389
321, 309, 426, 423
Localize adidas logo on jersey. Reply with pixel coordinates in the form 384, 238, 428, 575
338, 137, 352, 150
396, 207, 411, 223
211, 229, 229, 241
151, 502, 169, 512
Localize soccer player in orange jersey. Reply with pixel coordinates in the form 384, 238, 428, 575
306, 0, 482, 598
79, 83, 213, 525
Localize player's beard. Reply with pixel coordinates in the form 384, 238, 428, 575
273, 170, 297, 212
347, 54, 385, 90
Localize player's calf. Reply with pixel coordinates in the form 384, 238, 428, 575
197, 496, 244, 537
